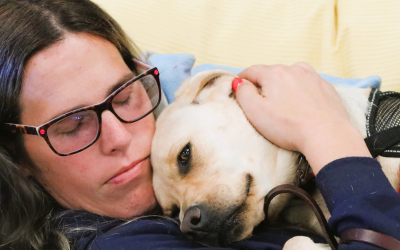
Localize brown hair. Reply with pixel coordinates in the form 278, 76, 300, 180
0, 0, 140, 249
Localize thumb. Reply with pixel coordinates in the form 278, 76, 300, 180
235, 79, 266, 125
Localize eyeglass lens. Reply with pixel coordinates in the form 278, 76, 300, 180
47, 74, 159, 154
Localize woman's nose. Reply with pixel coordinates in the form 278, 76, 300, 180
99, 111, 132, 154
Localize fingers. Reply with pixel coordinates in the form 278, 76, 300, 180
237, 65, 269, 86
238, 64, 288, 98
239, 63, 315, 85
235, 79, 268, 126
238, 63, 314, 92
235, 78, 264, 109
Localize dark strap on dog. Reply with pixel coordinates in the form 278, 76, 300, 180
340, 228, 400, 250
264, 184, 338, 250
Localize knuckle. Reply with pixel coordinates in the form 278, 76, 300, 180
270, 64, 287, 75
295, 61, 310, 67
251, 64, 268, 70
293, 62, 314, 73
243, 64, 269, 76
293, 65, 308, 74
254, 64, 270, 72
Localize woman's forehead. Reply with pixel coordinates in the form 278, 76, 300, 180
20, 33, 131, 126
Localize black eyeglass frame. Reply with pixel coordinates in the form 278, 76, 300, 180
3, 60, 161, 156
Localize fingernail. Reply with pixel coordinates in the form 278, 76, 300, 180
232, 78, 243, 92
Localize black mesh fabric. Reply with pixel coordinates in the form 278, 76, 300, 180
365, 88, 400, 157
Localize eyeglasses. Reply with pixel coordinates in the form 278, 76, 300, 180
4, 60, 161, 156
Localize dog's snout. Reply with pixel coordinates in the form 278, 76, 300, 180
182, 206, 201, 229
181, 206, 205, 238
181, 205, 220, 245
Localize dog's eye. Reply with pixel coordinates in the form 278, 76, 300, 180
177, 143, 191, 175
180, 146, 190, 162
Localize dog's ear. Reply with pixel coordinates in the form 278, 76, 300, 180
174, 70, 236, 104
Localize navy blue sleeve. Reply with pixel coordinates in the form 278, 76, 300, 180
316, 157, 400, 250
86, 217, 227, 250
84, 216, 326, 250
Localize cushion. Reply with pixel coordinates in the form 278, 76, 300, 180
149, 53, 381, 103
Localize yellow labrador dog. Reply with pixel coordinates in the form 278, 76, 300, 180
151, 69, 400, 249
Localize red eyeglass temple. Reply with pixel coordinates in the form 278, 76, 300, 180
133, 59, 159, 76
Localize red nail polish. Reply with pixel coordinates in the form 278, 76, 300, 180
232, 78, 243, 91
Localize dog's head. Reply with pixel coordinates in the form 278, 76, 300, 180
151, 70, 299, 246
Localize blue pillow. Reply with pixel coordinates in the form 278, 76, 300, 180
148, 53, 195, 103
193, 64, 381, 89
149, 53, 381, 104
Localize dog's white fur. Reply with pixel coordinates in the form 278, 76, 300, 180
151, 70, 400, 249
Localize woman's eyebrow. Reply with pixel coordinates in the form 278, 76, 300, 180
106, 72, 136, 97
48, 72, 137, 121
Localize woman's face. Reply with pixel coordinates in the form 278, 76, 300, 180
20, 33, 158, 219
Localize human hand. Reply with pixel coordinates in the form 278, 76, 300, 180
235, 63, 371, 173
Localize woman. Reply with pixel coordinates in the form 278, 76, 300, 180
0, 0, 160, 248
1, 0, 399, 250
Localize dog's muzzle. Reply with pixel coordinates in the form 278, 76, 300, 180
179, 174, 252, 246
180, 203, 247, 246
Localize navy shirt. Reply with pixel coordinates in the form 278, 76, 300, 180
59, 157, 400, 249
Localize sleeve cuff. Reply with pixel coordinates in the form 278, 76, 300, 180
315, 157, 394, 212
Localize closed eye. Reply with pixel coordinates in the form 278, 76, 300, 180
113, 95, 131, 106
177, 143, 191, 176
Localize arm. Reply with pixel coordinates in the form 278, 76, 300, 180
235, 63, 371, 174
235, 63, 400, 249
317, 157, 400, 249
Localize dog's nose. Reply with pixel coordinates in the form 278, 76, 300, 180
180, 205, 219, 245
182, 206, 201, 230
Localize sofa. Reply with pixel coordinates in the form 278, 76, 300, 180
92, 0, 400, 92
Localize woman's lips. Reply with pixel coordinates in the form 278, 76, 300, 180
107, 156, 149, 185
